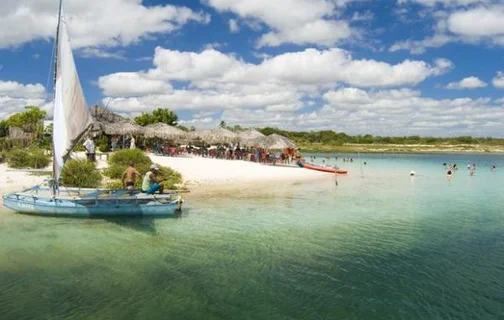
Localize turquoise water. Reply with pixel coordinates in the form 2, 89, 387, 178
1, 153, 503, 319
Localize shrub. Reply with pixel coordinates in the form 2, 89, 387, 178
60, 159, 102, 188
6, 148, 50, 168
158, 165, 182, 189
28, 148, 51, 168
102, 149, 183, 190
97, 135, 110, 152
104, 149, 152, 179
103, 179, 123, 190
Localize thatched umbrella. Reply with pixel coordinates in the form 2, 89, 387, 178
237, 129, 265, 145
251, 133, 297, 149
188, 127, 239, 144
102, 121, 144, 136
143, 123, 186, 140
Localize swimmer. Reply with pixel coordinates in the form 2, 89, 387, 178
410, 170, 416, 176
446, 170, 453, 179
491, 165, 496, 171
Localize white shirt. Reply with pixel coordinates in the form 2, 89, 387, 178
130, 137, 136, 149
83, 139, 95, 153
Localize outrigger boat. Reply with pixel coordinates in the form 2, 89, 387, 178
2, 0, 182, 217
297, 161, 348, 174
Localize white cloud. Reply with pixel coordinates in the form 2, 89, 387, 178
257, 19, 353, 48
204, 0, 356, 47
79, 48, 126, 60
493, 71, 504, 88
138, 47, 451, 89
399, 0, 491, 6
214, 87, 504, 136
446, 76, 487, 89
0, 80, 46, 99
0, 0, 210, 49
98, 73, 173, 97
228, 19, 239, 33
391, 4, 504, 53
0, 80, 47, 120
447, 5, 504, 39
96, 47, 470, 135
390, 34, 453, 54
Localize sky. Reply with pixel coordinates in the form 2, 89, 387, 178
0, 0, 503, 137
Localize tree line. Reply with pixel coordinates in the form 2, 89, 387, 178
2, 106, 504, 147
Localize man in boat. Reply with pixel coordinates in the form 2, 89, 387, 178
83, 136, 96, 162
142, 164, 164, 194
122, 161, 141, 190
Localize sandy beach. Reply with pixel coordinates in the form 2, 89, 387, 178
0, 154, 332, 205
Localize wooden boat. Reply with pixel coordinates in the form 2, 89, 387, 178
2, 0, 183, 217
296, 161, 348, 174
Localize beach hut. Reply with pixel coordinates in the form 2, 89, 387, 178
252, 133, 297, 149
237, 129, 265, 146
143, 123, 186, 140
101, 121, 145, 136
188, 127, 239, 144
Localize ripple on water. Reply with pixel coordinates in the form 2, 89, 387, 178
1, 154, 504, 319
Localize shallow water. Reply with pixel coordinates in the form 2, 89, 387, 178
1, 153, 503, 319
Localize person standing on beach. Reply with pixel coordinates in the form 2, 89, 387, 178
122, 161, 141, 190
294, 148, 302, 163
83, 136, 95, 162
130, 135, 136, 149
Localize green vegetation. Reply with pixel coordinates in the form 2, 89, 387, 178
255, 127, 504, 152
60, 159, 102, 188
157, 165, 182, 190
96, 135, 110, 152
5, 148, 51, 169
103, 180, 123, 190
0, 120, 8, 138
7, 106, 46, 134
103, 149, 183, 189
104, 149, 152, 179
134, 108, 178, 126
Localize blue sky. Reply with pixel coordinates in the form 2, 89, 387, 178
1, 0, 503, 136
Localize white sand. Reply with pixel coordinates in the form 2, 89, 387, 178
149, 154, 331, 189
0, 153, 332, 205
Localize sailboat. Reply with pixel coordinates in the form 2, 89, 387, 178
2, 0, 183, 216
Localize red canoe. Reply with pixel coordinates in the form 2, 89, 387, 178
297, 161, 348, 174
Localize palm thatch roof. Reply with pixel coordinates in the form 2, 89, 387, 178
101, 121, 144, 136
188, 127, 239, 144
237, 129, 265, 142
90, 105, 126, 123
143, 123, 186, 140
251, 133, 297, 149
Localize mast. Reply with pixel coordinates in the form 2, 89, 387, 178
52, 0, 63, 183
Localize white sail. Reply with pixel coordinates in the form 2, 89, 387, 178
53, 10, 92, 181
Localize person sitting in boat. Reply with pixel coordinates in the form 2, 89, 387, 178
142, 164, 164, 194
122, 161, 141, 190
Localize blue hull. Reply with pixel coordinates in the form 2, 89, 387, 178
2, 187, 182, 217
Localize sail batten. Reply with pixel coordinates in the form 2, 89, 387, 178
52, 8, 92, 181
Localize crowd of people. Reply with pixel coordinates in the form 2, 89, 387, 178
82, 135, 305, 166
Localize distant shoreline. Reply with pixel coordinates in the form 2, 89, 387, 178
299, 143, 504, 155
